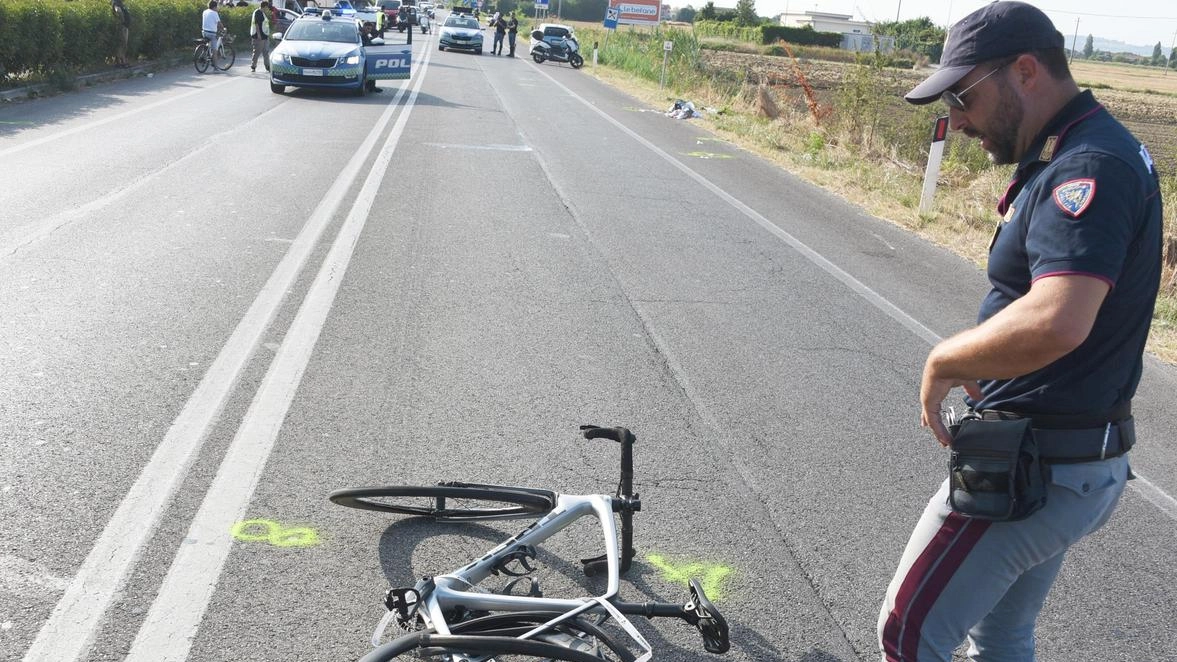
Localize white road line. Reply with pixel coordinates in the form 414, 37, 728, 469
526, 62, 1177, 522
0, 77, 238, 160
423, 141, 532, 151
123, 45, 435, 662
20, 76, 417, 662
0, 102, 287, 258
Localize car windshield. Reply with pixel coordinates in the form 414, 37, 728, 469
445, 16, 478, 28
285, 20, 359, 42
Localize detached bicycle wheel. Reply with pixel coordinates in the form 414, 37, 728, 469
360, 633, 621, 662
329, 483, 556, 521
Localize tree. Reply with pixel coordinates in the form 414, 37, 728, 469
697, 0, 715, 20
1170, 47, 1177, 70
675, 5, 697, 21
1152, 41, 1164, 66
1082, 34, 1093, 59
873, 17, 947, 61
733, 0, 757, 26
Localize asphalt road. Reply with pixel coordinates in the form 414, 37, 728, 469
2, 25, 1176, 662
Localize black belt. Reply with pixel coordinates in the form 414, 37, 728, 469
976, 403, 1135, 463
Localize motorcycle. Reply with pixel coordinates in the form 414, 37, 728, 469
530, 29, 583, 68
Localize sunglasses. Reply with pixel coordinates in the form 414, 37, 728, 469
941, 61, 1012, 111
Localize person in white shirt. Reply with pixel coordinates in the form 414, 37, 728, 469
201, 0, 225, 63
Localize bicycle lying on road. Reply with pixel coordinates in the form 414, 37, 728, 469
330, 425, 730, 661
194, 32, 236, 73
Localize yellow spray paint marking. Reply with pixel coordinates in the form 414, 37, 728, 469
684, 151, 734, 160
231, 519, 321, 548
646, 554, 733, 601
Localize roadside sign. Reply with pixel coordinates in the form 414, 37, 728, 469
663, 40, 673, 51
535, 0, 549, 7
603, 6, 619, 29
610, 0, 660, 26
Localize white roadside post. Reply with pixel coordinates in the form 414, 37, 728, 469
919, 116, 950, 213
660, 39, 673, 89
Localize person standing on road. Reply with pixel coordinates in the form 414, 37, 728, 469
505, 12, 517, 57
878, 3, 1163, 661
375, 3, 386, 38
202, 0, 225, 65
111, 0, 131, 67
250, 0, 272, 72
491, 12, 506, 55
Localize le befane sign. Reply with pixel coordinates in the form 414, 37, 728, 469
610, 0, 660, 25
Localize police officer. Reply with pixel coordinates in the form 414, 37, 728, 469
249, 0, 271, 72
878, 2, 1163, 660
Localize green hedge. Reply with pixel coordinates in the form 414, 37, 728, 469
693, 20, 842, 47
0, 0, 254, 79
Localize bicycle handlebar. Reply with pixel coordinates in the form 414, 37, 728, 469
578, 425, 635, 445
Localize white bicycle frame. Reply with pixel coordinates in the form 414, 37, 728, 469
374, 493, 654, 662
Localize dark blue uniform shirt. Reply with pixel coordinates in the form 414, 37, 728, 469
972, 90, 1163, 415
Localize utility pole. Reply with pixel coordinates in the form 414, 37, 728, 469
1068, 17, 1079, 64
894, 0, 901, 22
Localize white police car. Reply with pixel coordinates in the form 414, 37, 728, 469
270, 12, 374, 95
438, 13, 483, 54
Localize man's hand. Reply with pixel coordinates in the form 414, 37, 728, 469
920, 352, 982, 447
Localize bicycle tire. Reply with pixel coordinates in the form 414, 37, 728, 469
329, 484, 555, 521
194, 45, 210, 73
214, 42, 236, 70
361, 634, 612, 662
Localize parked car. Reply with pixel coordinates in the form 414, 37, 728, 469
437, 12, 482, 53
377, 0, 401, 26
270, 12, 376, 95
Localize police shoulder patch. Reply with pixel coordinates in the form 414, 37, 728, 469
1052, 178, 1096, 218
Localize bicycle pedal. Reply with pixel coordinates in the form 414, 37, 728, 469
686, 579, 730, 654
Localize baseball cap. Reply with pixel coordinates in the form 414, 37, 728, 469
905, 1, 1065, 105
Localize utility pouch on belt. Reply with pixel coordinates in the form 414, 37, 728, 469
948, 417, 1049, 521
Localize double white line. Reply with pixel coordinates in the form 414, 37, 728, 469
22, 47, 434, 662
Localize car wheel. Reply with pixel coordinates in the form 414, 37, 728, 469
355, 79, 367, 97
477, 48, 483, 54
438, 45, 445, 51
270, 82, 285, 93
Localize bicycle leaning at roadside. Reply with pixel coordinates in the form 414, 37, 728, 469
877, 2, 1163, 661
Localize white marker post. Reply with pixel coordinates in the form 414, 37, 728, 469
919, 116, 950, 213
660, 39, 673, 89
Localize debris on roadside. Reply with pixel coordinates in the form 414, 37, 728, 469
666, 99, 698, 119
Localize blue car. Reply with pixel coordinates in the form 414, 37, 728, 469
270, 13, 372, 95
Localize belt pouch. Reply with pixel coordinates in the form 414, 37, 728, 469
948, 418, 1049, 521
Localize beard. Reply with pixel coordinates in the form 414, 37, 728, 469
962, 80, 1024, 165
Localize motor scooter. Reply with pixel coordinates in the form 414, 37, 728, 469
530, 29, 583, 68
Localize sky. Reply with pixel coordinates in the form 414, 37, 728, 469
701, 0, 1177, 51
